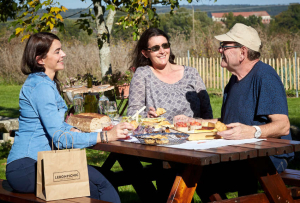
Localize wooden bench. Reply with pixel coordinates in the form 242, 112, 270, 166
0, 179, 110, 203
281, 169, 300, 187
207, 170, 300, 203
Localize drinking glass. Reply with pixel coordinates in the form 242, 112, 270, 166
98, 100, 109, 115
106, 101, 118, 120
72, 94, 84, 114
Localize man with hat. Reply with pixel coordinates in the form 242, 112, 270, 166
194, 23, 294, 202
214, 23, 293, 171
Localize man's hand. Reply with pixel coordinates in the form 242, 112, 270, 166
217, 122, 256, 140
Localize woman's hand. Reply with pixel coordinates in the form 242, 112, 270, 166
105, 122, 134, 142
70, 127, 81, 132
147, 107, 157, 118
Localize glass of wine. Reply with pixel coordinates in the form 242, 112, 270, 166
106, 101, 118, 120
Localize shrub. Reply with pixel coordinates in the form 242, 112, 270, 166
0, 140, 12, 159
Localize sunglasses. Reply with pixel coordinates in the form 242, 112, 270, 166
219, 42, 242, 50
147, 43, 171, 52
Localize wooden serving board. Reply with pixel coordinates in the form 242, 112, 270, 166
170, 128, 219, 140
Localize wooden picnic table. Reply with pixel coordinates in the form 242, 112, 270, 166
63, 85, 115, 94
92, 138, 300, 203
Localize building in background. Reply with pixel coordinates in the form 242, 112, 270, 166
212, 11, 271, 24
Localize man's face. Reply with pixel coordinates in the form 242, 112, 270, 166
218, 41, 242, 70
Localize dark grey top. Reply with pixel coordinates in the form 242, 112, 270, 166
127, 65, 213, 122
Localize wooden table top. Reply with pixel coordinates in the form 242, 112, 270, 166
63, 85, 114, 94
92, 138, 300, 166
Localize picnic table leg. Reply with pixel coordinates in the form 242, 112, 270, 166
167, 164, 202, 203
248, 157, 294, 203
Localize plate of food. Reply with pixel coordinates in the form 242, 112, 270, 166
134, 133, 188, 145
141, 117, 166, 123
171, 119, 227, 140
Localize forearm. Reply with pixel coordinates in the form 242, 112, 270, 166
260, 115, 290, 138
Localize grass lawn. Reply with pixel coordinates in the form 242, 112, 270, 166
0, 85, 300, 202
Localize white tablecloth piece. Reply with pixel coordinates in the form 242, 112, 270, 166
120, 136, 266, 150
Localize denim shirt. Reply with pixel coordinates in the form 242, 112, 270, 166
7, 72, 98, 165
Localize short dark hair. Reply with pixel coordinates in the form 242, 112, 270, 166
21, 32, 62, 92
234, 42, 262, 61
130, 28, 176, 71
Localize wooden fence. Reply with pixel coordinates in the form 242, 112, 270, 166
176, 57, 300, 90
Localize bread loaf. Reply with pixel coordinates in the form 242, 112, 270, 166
67, 114, 111, 132
78, 113, 110, 120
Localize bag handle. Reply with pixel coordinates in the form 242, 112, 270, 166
52, 130, 74, 150
58, 132, 74, 150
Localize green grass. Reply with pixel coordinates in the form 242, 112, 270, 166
0, 85, 300, 202
0, 85, 21, 118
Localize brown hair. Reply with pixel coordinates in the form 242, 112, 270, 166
21, 32, 62, 93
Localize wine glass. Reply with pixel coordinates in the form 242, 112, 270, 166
106, 101, 118, 120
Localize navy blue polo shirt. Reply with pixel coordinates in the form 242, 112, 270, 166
221, 61, 293, 159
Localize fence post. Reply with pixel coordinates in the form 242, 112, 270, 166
187, 50, 190, 66
221, 63, 224, 96
289, 58, 292, 90
296, 52, 298, 98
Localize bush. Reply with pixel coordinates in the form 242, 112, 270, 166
0, 140, 12, 159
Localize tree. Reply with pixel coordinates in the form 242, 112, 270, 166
223, 12, 263, 29
3, 0, 213, 77
274, 4, 300, 33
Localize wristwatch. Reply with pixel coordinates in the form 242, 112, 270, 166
253, 126, 262, 139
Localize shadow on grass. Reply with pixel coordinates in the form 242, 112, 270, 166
0, 106, 19, 118
118, 191, 141, 203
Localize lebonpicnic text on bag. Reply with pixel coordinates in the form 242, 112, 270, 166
36, 130, 90, 201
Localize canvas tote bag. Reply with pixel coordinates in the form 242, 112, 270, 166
36, 131, 90, 201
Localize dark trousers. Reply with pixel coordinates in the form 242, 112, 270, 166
6, 157, 120, 203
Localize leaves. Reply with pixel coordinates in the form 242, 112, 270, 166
9, 1, 68, 42
107, 5, 115, 11
15, 27, 24, 35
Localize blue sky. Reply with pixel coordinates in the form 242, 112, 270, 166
56, 0, 300, 9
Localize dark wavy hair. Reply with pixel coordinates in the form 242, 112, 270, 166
130, 28, 176, 71
21, 32, 62, 93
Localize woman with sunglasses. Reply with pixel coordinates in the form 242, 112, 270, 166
127, 28, 213, 122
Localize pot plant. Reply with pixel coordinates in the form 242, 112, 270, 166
103, 70, 132, 98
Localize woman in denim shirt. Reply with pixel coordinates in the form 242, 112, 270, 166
6, 32, 133, 203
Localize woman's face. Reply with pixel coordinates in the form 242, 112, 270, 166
39, 39, 66, 73
142, 36, 170, 68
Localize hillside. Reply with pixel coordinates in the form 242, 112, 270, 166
58, 4, 289, 19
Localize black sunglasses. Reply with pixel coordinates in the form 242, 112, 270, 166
147, 43, 171, 52
220, 42, 242, 50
